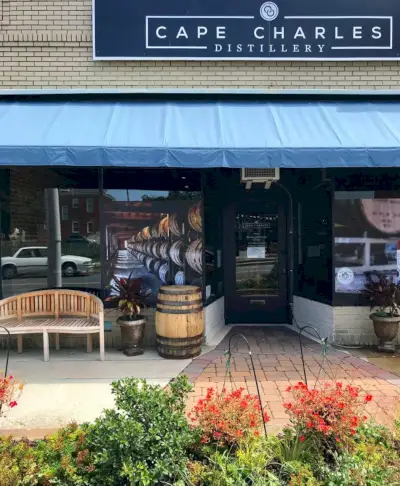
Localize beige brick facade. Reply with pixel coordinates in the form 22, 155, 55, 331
0, 0, 399, 90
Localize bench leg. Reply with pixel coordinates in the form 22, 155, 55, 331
55, 333, 60, 351
17, 335, 23, 354
99, 330, 105, 361
86, 334, 93, 353
43, 331, 49, 362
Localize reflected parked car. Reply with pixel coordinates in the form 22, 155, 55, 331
1, 246, 93, 279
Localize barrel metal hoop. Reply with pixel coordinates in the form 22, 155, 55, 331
156, 333, 203, 344
157, 298, 203, 307
157, 344, 202, 351
156, 306, 203, 314
159, 287, 201, 295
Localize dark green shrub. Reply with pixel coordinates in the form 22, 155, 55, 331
84, 375, 196, 486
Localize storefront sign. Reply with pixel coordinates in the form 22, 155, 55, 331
93, 0, 399, 61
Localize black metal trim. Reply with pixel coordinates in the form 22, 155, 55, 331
156, 306, 203, 314
157, 298, 202, 307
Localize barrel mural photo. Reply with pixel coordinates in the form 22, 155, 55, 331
334, 197, 400, 294
104, 192, 203, 305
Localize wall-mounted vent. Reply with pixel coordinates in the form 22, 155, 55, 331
240, 168, 280, 189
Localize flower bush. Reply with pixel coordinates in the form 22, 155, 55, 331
189, 387, 269, 447
0, 376, 398, 486
284, 381, 371, 445
0, 374, 23, 416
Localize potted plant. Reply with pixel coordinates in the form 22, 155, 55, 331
362, 273, 400, 352
107, 275, 150, 356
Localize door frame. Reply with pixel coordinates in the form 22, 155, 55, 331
223, 197, 288, 324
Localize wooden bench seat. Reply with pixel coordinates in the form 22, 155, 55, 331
0, 290, 105, 361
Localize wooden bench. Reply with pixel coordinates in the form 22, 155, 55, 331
0, 289, 105, 361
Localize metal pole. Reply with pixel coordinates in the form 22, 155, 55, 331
99, 169, 106, 300
0, 204, 3, 300
273, 181, 294, 321
45, 188, 62, 288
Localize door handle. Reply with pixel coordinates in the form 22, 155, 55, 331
250, 300, 266, 305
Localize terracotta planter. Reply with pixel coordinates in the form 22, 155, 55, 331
118, 315, 146, 356
370, 314, 400, 353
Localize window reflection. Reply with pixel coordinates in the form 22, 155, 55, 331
235, 212, 279, 296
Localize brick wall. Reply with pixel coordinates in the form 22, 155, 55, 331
59, 192, 100, 239
292, 299, 400, 347
0, 0, 398, 90
334, 307, 400, 346
9, 168, 46, 237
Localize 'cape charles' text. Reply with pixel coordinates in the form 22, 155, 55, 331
154, 24, 383, 43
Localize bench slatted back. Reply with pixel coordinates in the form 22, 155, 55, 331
0, 290, 104, 321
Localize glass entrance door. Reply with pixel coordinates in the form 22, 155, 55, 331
225, 202, 287, 323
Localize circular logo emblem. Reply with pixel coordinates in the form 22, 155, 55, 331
336, 267, 354, 286
260, 2, 279, 21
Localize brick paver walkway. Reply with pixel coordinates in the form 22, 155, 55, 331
183, 327, 400, 431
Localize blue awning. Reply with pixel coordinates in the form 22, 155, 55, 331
1, 99, 400, 168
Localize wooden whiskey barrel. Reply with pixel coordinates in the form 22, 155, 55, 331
156, 285, 204, 359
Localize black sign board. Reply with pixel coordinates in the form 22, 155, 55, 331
93, 0, 399, 61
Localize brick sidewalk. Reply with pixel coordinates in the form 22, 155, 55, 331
183, 327, 400, 431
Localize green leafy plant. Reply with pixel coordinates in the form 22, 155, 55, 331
84, 375, 196, 486
276, 428, 316, 464
106, 273, 150, 319
285, 462, 321, 486
182, 447, 280, 486
362, 273, 400, 317
0, 437, 39, 486
33, 423, 92, 485
319, 450, 396, 486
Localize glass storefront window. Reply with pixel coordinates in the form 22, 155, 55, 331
334, 195, 400, 294
103, 189, 203, 306
0, 168, 101, 299
0, 168, 204, 303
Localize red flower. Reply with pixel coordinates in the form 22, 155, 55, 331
254, 430, 260, 437
365, 394, 373, 402
213, 431, 222, 438
9, 401, 17, 408
351, 416, 358, 426
284, 402, 293, 410
299, 435, 306, 443
201, 436, 208, 444
263, 412, 270, 422
240, 400, 248, 409
286, 386, 292, 392
306, 421, 313, 429
236, 430, 244, 437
